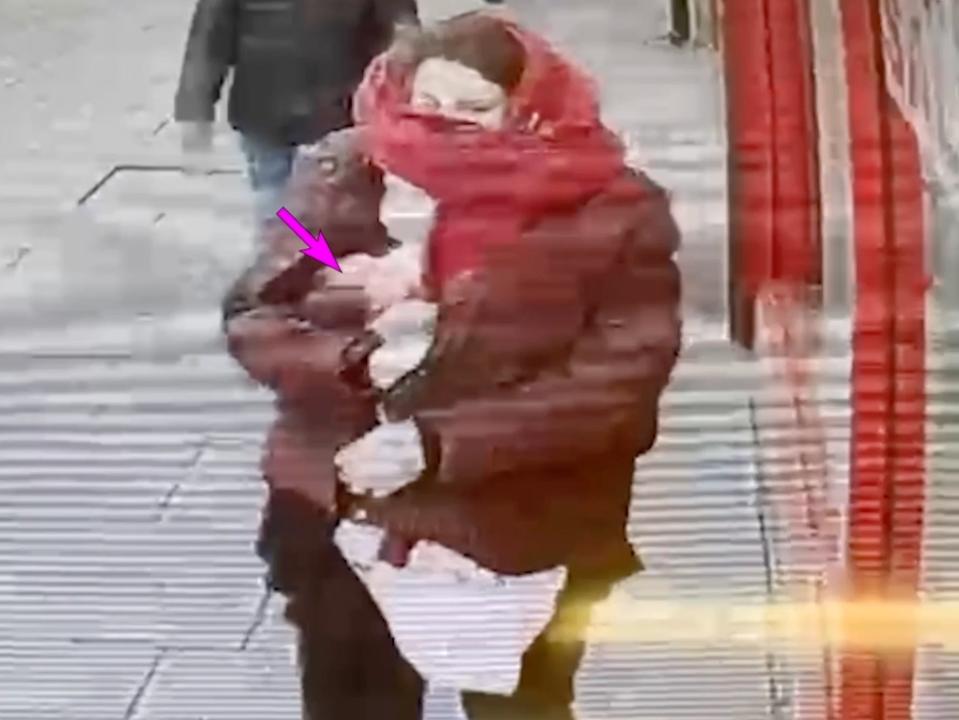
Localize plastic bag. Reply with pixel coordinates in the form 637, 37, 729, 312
334, 520, 565, 694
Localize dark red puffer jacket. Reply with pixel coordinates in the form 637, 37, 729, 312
342, 15, 682, 578
353, 166, 681, 578
224, 20, 682, 582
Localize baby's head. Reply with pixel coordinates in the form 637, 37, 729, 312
402, 13, 526, 130
277, 127, 393, 257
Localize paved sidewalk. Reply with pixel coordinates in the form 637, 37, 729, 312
0, 2, 775, 719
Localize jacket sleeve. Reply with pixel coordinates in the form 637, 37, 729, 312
222, 228, 380, 404
174, 0, 237, 123
435, 258, 680, 481
222, 129, 394, 402
385, 178, 682, 480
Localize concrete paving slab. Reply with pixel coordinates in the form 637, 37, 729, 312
0, 638, 158, 720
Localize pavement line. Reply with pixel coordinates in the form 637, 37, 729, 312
239, 587, 273, 652
122, 649, 165, 720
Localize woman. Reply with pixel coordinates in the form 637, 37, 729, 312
346, 12, 682, 716
223, 10, 681, 719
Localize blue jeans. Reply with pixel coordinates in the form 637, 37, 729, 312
239, 134, 296, 225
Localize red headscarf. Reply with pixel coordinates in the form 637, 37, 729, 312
352, 14, 625, 299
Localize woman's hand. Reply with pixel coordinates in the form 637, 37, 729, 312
326, 248, 424, 317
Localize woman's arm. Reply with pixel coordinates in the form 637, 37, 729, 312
222, 129, 395, 401
432, 256, 679, 482
222, 238, 378, 402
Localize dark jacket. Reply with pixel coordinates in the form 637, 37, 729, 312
339, 16, 682, 578
174, 0, 418, 145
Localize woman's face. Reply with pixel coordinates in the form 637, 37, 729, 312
410, 57, 509, 130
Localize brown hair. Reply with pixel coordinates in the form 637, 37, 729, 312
400, 12, 526, 92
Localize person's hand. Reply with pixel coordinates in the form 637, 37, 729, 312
325, 255, 386, 309
179, 121, 215, 175
326, 252, 422, 317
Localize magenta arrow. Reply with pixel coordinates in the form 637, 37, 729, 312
275, 207, 342, 272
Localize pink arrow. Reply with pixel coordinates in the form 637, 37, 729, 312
275, 207, 342, 272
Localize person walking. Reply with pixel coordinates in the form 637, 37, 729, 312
174, 0, 418, 225
222, 10, 681, 719
339, 12, 682, 716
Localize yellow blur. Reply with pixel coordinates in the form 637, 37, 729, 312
570, 597, 957, 651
